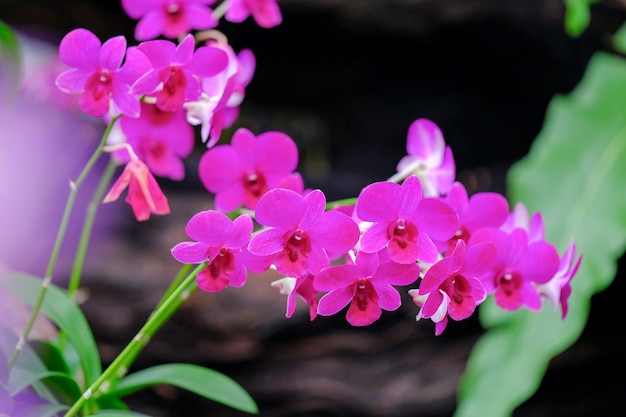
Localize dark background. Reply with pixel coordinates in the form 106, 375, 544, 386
1, 0, 625, 416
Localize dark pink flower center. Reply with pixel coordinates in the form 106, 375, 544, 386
146, 103, 176, 125
354, 278, 377, 312
243, 171, 268, 207
209, 247, 235, 280
388, 218, 419, 249
164, 1, 184, 23
140, 137, 167, 161
157, 66, 187, 111
498, 270, 522, 296
285, 229, 311, 262
85, 69, 113, 102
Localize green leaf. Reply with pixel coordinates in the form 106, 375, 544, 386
613, 22, 626, 55
455, 52, 626, 416
563, 0, 598, 37
29, 340, 72, 375
92, 411, 152, 417
0, 272, 102, 386
103, 363, 258, 414
0, 20, 22, 102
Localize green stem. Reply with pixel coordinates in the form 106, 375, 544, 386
325, 197, 358, 210
9, 116, 120, 369
67, 157, 119, 300
62, 262, 205, 417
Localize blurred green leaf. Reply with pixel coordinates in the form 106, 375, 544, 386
456, 52, 626, 416
92, 411, 152, 417
0, 20, 22, 102
30, 340, 71, 375
104, 363, 258, 414
563, 0, 598, 37
613, 21, 626, 55
0, 272, 102, 386
10, 402, 68, 417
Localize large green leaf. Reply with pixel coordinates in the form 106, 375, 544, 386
0, 272, 102, 386
0, 20, 22, 101
103, 363, 258, 414
563, 0, 599, 37
455, 52, 626, 416
92, 411, 152, 417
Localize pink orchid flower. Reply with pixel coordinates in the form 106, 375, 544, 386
171, 210, 254, 292
55, 28, 149, 117
185, 45, 255, 147
248, 188, 360, 277
437, 182, 509, 254
225, 0, 282, 28
469, 227, 560, 311
271, 274, 319, 320
113, 101, 194, 180
121, 0, 218, 41
103, 158, 170, 221
131, 34, 228, 112
500, 202, 546, 243
411, 240, 494, 335
315, 251, 420, 326
391, 118, 456, 197
536, 242, 582, 319
198, 127, 303, 212
356, 175, 459, 264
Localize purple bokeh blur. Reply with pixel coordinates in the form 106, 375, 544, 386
0, 31, 122, 282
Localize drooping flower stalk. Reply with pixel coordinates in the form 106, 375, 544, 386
9, 115, 121, 369
62, 262, 206, 417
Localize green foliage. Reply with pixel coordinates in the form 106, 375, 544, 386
0, 272, 102, 386
613, 22, 626, 54
102, 363, 259, 414
563, 0, 599, 37
0, 19, 22, 101
455, 51, 626, 416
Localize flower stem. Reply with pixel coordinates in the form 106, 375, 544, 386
325, 197, 358, 210
9, 116, 120, 369
62, 262, 205, 417
67, 157, 119, 300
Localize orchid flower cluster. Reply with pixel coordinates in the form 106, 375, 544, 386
52, 0, 581, 337
0, 1, 584, 415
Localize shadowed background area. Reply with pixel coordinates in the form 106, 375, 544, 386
1, 0, 625, 416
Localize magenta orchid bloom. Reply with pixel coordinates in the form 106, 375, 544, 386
315, 251, 420, 326
131, 34, 228, 112
536, 242, 582, 319
437, 182, 509, 254
171, 210, 254, 292
55, 29, 149, 117
469, 227, 560, 311
113, 101, 194, 180
225, 0, 282, 28
271, 274, 319, 320
411, 240, 494, 335
103, 158, 170, 221
393, 118, 456, 197
121, 0, 218, 41
248, 188, 360, 277
356, 175, 459, 264
500, 202, 546, 243
198, 127, 303, 212
185, 46, 255, 147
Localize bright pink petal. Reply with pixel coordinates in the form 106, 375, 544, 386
374, 284, 402, 311
516, 241, 560, 284
416, 232, 439, 264
59, 28, 100, 70
186, 4, 219, 29
112, 83, 141, 118
248, 228, 288, 256
415, 198, 459, 241
55, 69, 89, 93
356, 181, 400, 222
255, 131, 299, 174
99, 36, 126, 70
137, 39, 176, 69
346, 295, 381, 326
459, 241, 496, 277
360, 222, 391, 253
464, 192, 509, 233
196, 266, 229, 292
121, 0, 157, 18
135, 11, 166, 41
225, 0, 250, 22
188, 46, 229, 78
198, 145, 242, 192
314, 264, 359, 292
254, 188, 306, 230
229, 214, 254, 247
185, 210, 232, 246
397, 175, 423, 218
406, 118, 445, 162
215, 186, 246, 213
373, 261, 420, 286
318, 286, 355, 316
308, 210, 359, 255
250, 0, 282, 28
171, 241, 210, 263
